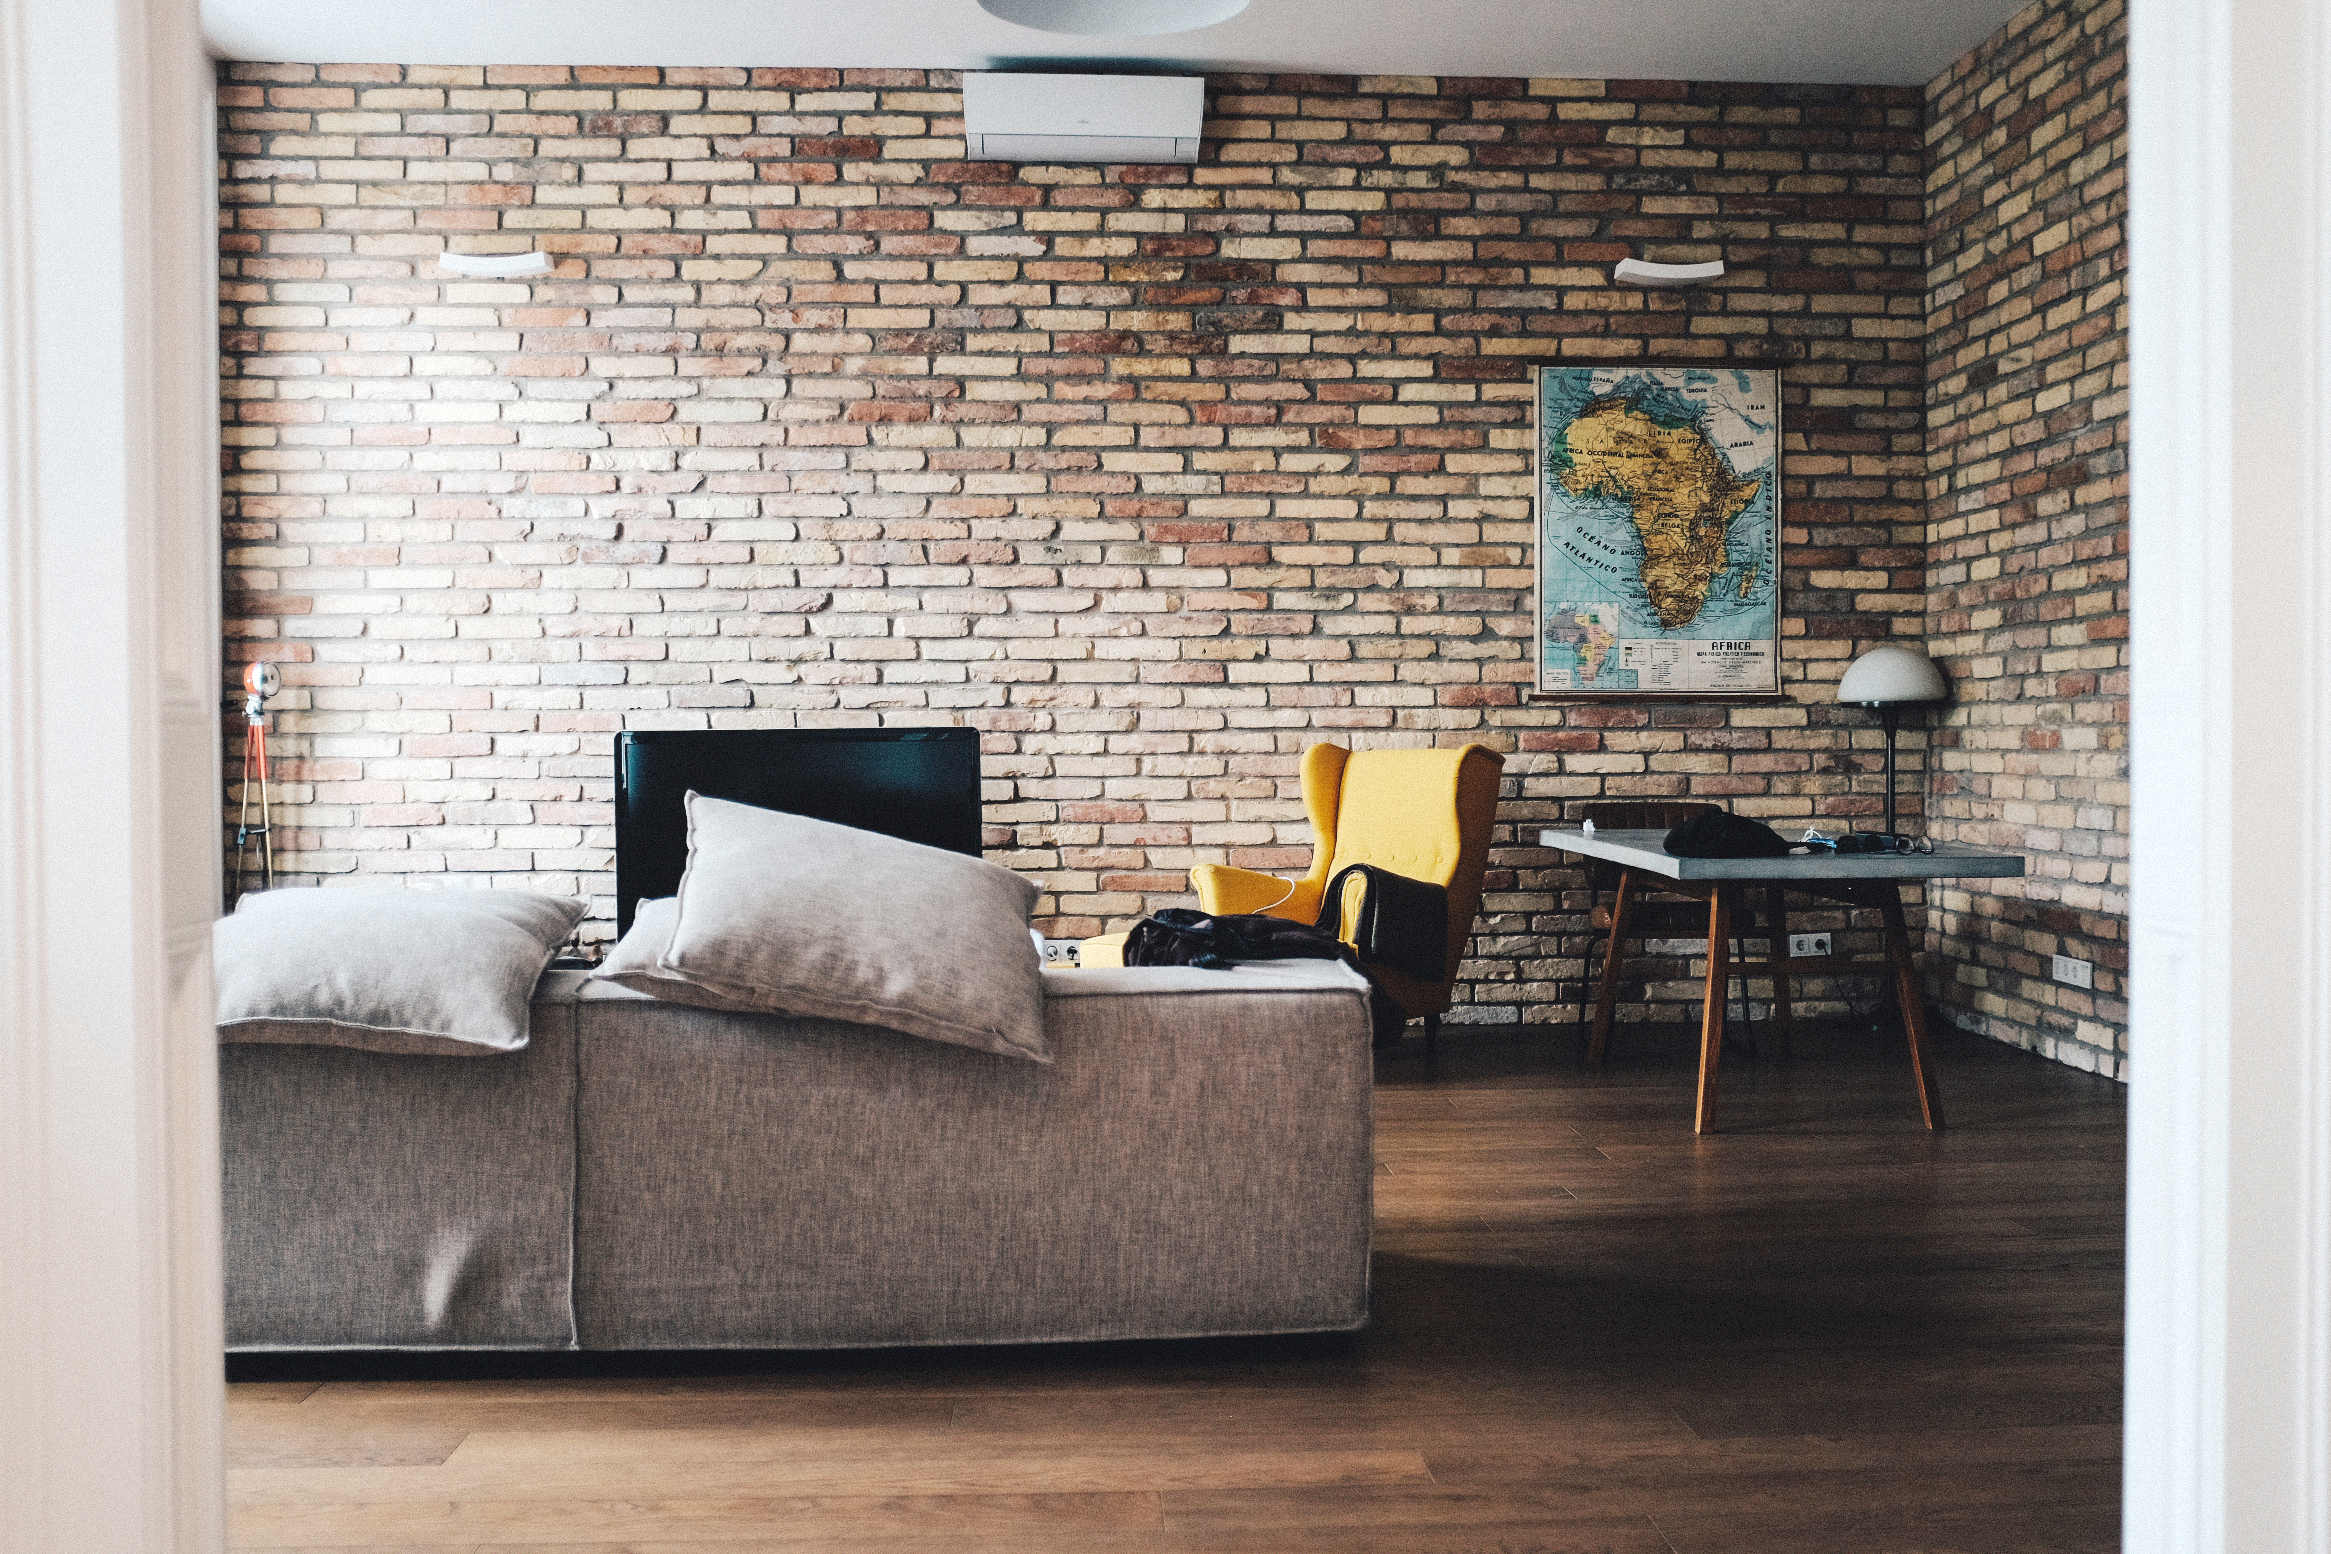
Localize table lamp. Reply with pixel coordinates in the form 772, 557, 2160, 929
1837, 643, 1948, 836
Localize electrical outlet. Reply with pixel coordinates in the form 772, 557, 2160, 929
1787, 933, 1832, 959
1038, 938, 1081, 968
2052, 954, 2092, 989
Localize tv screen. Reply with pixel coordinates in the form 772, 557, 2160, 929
613, 728, 983, 934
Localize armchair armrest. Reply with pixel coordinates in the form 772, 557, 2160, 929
1190, 864, 1322, 923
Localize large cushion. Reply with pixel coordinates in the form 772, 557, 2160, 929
590, 895, 759, 1012
215, 886, 585, 1056
598, 794, 1049, 1062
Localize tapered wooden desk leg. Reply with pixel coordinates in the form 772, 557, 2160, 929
1695, 887, 1732, 1134
1589, 868, 1635, 1068
1765, 882, 1792, 1060
1879, 891, 1945, 1130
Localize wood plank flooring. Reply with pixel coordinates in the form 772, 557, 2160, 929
226, 1017, 2126, 1553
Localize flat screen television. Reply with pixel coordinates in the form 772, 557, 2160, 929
612, 727, 983, 934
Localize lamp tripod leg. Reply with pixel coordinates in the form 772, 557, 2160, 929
235, 714, 275, 901
257, 722, 273, 890
234, 723, 254, 906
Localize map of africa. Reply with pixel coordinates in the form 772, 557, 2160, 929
1536, 366, 1780, 694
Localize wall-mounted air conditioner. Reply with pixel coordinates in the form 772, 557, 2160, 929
962, 72, 1205, 164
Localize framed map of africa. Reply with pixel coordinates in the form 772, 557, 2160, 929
1533, 364, 1782, 697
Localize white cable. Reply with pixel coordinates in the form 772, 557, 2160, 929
1255, 873, 1298, 915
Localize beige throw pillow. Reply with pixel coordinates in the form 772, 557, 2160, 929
624, 794, 1050, 1062
216, 886, 585, 1056
589, 896, 759, 1012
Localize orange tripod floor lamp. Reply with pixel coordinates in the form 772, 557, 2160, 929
234, 662, 281, 903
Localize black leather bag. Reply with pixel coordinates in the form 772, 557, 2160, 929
1317, 863, 1448, 982
1662, 809, 1795, 859
1121, 908, 1352, 972
1120, 906, 1411, 1049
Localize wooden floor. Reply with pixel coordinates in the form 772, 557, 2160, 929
226, 1017, 2126, 1553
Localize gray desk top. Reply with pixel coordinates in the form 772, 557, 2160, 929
1537, 827, 2028, 882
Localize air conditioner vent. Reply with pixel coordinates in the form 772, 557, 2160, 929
962, 73, 1205, 165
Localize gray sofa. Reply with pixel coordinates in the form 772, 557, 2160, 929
220, 960, 1376, 1351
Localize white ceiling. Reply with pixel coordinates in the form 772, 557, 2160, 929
201, 0, 2030, 89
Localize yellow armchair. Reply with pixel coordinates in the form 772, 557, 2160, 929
1192, 742, 1506, 1032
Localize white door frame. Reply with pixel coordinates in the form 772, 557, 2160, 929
0, 0, 225, 1550
1, 0, 2327, 1549
2126, 0, 2331, 1549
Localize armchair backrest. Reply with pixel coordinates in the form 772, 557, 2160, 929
1299, 742, 1505, 1017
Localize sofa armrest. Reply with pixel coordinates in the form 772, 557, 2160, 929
1191, 864, 1321, 923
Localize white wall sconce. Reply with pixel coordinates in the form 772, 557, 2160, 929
1838, 643, 1950, 837
437, 251, 553, 278
1614, 258, 1726, 287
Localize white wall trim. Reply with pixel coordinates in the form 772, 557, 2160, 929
0, 3, 2322, 1550
2125, 0, 2331, 1548
0, 2, 223, 1550
2299, 1, 2331, 1542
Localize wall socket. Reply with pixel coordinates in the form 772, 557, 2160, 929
2052, 953, 2093, 989
1786, 933, 1832, 958
1038, 938, 1081, 968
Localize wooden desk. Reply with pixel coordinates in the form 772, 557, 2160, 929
1539, 828, 2027, 1134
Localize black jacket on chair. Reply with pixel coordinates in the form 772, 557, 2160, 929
1318, 862, 1449, 983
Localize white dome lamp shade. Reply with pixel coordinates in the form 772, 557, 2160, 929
1838, 643, 1948, 707
1837, 644, 1949, 838
978, 0, 1250, 36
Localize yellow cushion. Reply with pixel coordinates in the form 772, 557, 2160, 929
1324, 749, 1468, 887
1076, 930, 1129, 969
1190, 863, 1320, 922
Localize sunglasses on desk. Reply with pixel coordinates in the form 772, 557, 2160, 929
1800, 830, 1934, 855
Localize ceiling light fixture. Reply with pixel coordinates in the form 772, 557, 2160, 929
977, 0, 1250, 38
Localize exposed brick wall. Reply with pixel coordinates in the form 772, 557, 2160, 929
1923, 0, 2129, 1076
218, 62, 1934, 1032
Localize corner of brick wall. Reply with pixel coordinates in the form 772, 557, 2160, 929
1923, 0, 2130, 1077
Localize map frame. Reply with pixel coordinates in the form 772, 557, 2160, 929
1530, 362, 1784, 700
